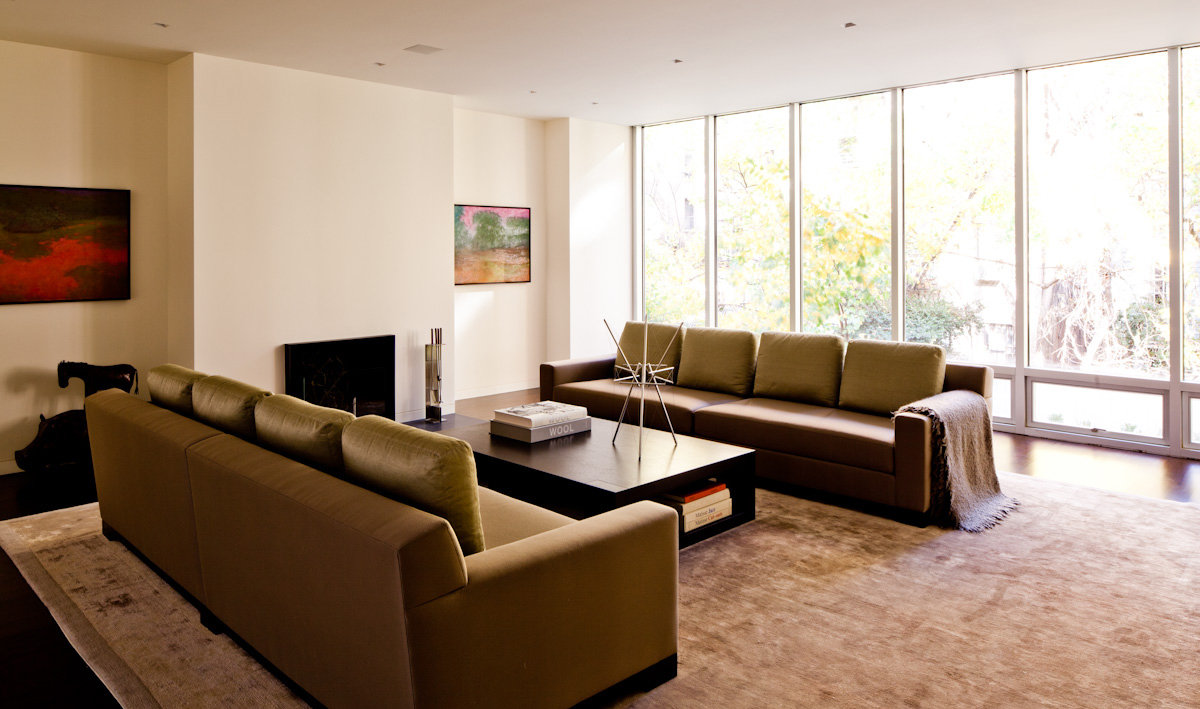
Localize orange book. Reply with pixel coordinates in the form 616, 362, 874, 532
663, 481, 726, 504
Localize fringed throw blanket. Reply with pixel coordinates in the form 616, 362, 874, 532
897, 389, 1018, 531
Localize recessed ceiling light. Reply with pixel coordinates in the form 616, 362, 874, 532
844, 21, 857, 28
153, 22, 169, 28
403, 44, 443, 55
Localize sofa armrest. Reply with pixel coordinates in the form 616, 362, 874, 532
944, 363, 992, 405
539, 354, 617, 400
406, 500, 678, 708
893, 412, 932, 513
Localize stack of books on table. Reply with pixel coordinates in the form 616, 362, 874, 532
490, 401, 591, 443
659, 480, 733, 533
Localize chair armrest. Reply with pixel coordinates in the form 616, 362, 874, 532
893, 412, 932, 513
406, 500, 678, 708
944, 363, 992, 406
539, 354, 618, 400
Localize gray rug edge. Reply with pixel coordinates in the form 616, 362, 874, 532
0, 505, 160, 709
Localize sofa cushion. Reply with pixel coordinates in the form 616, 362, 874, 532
255, 394, 355, 472
753, 332, 846, 406
838, 340, 946, 416
676, 326, 759, 397
146, 364, 207, 415
341, 416, 486, 555
192, 375, 271, 439
476, 486, 572, 548
694, 398, 895, 474
554, 379, 742, 435
616, 321, 684, 382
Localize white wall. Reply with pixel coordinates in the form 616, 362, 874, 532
166, 55, 194, 366
566, 118, 634, 357
544, 118, 634, 361
0, 41, 168, 472
453, 109, 547, 398
544, 119, 573, 361
178, 55, 455, 420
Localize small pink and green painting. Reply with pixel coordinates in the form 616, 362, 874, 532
454, 205, 530, 285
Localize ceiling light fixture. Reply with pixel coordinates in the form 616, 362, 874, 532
403, 44, 443, 55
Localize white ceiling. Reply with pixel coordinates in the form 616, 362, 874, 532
2, 0, 1199, 126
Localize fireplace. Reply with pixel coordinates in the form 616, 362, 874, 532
283, 335, 395, 419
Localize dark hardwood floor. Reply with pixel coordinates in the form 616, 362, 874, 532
0, 471, 119, 708
0, 388, 1195, 706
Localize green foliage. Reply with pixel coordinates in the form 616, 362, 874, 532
904, 288, 984, 349
1114, 293, 1170, 372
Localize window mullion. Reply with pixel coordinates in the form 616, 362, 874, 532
890, 88, 904, 342
705, 115, 717, 327
1168, 46, 1184, 454
1013, 69, 1030, 434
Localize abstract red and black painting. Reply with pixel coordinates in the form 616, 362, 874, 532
0, 184, 130, 305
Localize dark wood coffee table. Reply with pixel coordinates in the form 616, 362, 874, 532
421, 416, 755, 548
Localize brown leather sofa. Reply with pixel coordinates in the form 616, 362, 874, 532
87, 364, 678, 709
541, 324, 992, 516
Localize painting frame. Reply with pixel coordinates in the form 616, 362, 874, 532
0, 183, 131, 306
454, 204, 531, 285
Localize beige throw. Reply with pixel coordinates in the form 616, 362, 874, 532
898, 389, 1017, 531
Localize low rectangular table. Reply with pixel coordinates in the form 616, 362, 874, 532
418, 415, 756, 548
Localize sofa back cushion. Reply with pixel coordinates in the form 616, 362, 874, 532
192, 375, 271, 440
676, 327, 759, 397
616, 321, 684, 382
255, 394, 355, 472
753, 332, 846, 406
341, 416, 486, 555
146, 364, 207, 415
838, 340, 946, 415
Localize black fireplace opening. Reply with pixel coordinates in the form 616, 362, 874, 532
284, 335, 395, 419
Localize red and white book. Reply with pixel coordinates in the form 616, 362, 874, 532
657, 489, 729, 515
661, 480, 726, 505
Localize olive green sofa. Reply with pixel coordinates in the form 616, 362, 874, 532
541, 324, 992, 516
87, 364, 678, 709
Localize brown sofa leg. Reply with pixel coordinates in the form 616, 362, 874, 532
893, 509, 931, 528
100, 521, 121, 543
199, 607, 227, 635
635, 654, 678, 689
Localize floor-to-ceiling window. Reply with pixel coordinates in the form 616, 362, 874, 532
637, 44, 1200, 459
800, 93, 892, 339
1027, 53, 1169, 379
903, 75, 1015, 364
1026, 53, 1168, 439
642, 119, 708, 326
715, 107, 790, 331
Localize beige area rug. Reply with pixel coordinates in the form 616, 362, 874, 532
3, 473, 1199, 708
0, 504, 307, 708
